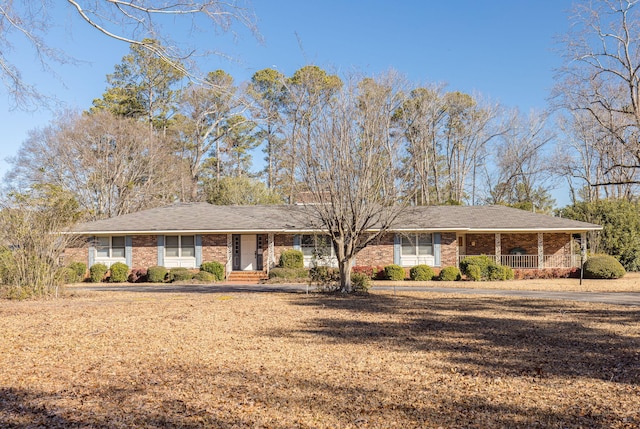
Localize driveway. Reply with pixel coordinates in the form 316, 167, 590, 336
73, 283, 640, 306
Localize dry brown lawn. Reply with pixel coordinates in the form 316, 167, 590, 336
1, 286, 639, 428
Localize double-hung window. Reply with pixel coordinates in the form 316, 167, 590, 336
300, 234, 336, 267
165, 235, 195, 258
400, 233, 434, 266
96, 236, 125, 259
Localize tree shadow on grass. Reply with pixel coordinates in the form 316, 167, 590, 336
286, 293, 640, 384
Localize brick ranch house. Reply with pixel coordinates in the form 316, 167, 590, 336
66, 203, 602, 279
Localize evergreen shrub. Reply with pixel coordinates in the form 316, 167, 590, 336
108, 262, 129, 283
67, 262, 87, 282
200, 261, 225, 281
438, 266, 461, 281
279, 249, 304, 269
89, 263, 108, 283
384, 264, 406, 281
168, 267, 194, 282
409, 264, 435, 281
147, 265, 168, 283
583, 255, 626, 279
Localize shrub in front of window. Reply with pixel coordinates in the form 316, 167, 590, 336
108, 262, 129, 283
147, 266, 168, 283
279, 249, 304, 269
67, 262, 87, 282
438, 266, 461, 281
128, 268, 147, 283
409, 264, 435, 281
200, 261, 225, 281
168, 267, 194, 282
384, 264, 406, 281
309, 266, 340, 285
351, 272, 371, 293
89, 263, 108, 283
582, 254, 626, 279
193, 270, 216, 282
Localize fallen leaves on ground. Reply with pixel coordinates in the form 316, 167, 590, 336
0, 289, 639, 428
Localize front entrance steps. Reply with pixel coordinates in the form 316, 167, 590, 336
226, 270, 268, 284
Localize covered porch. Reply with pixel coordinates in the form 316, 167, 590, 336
457, 232, 586, 269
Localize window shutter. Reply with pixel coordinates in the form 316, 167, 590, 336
157, 235, 165, 266
434, 233, 441, 266
195, 234, 202, 267
88, 236, 96, 267
393, 234, 401, 265
293, 234, 301, 251
125, 236, 133, 267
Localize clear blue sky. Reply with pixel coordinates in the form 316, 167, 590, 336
0, 0, 574, 204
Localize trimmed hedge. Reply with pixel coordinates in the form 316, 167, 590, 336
67, 262, 87, 282
279, 249, 304, 269
583, 255, 626, 279
168, 267, 194, 282
200, 261, 225, 281
438, 266, 461, 281
351, 272, 371, 293
193, 271, 217, 282
147, 265, 168, 283
89, 263, 108, 283
409, 264, 435, 281
384, 264, 405, 281
109, 262, 129, 283
460, 255, 513, 281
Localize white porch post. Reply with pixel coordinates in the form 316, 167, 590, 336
267, 233, 275, 271
538, 233, 544, 269
226, 234, 232, 279
581, 232, 587, 264
495, 233, 501, 265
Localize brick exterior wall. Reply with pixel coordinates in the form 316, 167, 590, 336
202, 234, 228, 266
543, 233, 572, 256
501, 233, 539, 255
465, 233, 496, 256
356, 234, 394, 267
131, 235, 157, 269
63, 238, 90, 265
440, 233, 457, 267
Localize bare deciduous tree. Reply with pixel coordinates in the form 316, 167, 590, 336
295, 72, 413, 292
6, 110, 176, 219
0, 1, 258, 109
555, 0, 640, 191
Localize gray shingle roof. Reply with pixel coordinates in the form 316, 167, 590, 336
73, 203, 601, 235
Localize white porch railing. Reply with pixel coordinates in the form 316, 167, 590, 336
458, 254, 581, 269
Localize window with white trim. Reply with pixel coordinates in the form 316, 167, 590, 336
300, 234, 336, 267
165, 235, 195, 258
96, 236, 125, 259
400, 233, 434, 266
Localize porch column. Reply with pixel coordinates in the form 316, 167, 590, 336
581, 232, 587, 266
495, 233, 501, 265
267, 233, 275, 272
226, 234, 232, 279
538, 233, 544, 269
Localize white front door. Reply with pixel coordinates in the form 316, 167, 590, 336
240, 235, 256, 270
